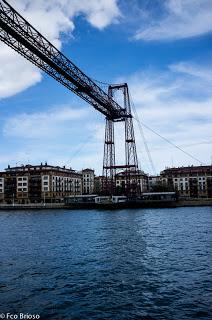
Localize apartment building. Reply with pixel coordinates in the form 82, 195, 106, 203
93, 170, 148, 195
0, 163, 82, 204
0, 177, 4, 203
160, 165, 212, 198
148, 175, 161, 191
82, 168, 95, 194
116, 170, 148, 193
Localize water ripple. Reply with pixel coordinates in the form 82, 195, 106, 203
0, 207, 211, 319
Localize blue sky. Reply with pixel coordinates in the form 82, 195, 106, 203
0, 0, 212, 174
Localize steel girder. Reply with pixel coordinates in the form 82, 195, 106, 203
0, 0, 127, 120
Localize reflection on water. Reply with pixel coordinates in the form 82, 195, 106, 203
0, 207, 211, 319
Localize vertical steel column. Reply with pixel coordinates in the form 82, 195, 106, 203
102, 86, 116, 195
102, 83, 140, 196
124, 85, 140, 196
102, 119, 115, 195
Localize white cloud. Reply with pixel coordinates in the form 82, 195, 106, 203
0, 107, 103, 172
71, 0, 120, 29
10, 0, 120, 41
169, 62, 212, 81
1, 60, 211, 175
135, 0, 212, 41
0, 0, 120, 99
3, 105, 89, 139
0, 46, 42, 99
67, 62, 212, 174
116, 62, 212, 173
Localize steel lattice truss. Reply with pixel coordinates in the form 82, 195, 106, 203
0, 0, 128, 120
103, 84, 140, 196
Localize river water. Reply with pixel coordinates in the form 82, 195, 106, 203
0, 207, 211, 320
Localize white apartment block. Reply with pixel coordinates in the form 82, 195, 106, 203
161, 166, 212, 198
82, 169, 95, 194
0, 177, 4, 193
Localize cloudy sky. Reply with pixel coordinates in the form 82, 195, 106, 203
0, 0, 212, 174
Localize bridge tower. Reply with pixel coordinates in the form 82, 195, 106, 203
0, 1, 141, 198
103, 83, 140, 196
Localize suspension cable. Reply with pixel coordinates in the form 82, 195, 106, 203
129, 92, 157, 175
64, 133, 95, 167
129, 90, 205, 167
139, 120, 205, 165
91, 78, 114, 87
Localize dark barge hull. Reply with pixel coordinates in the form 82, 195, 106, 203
64, 200, 177, 210
1, 199, 212, 210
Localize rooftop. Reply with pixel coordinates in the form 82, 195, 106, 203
161, 165, 212, 174
3, 163, 78, 174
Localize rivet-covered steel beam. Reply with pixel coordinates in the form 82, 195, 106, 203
0, 0, 128, 120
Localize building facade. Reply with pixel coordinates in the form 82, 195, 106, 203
160, 165, 212, 198
0, 163, 82, 204
82, 169, 95, 194
148, 175, 161, 191
93, 170, 148, 195
115, 170, 148, 194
